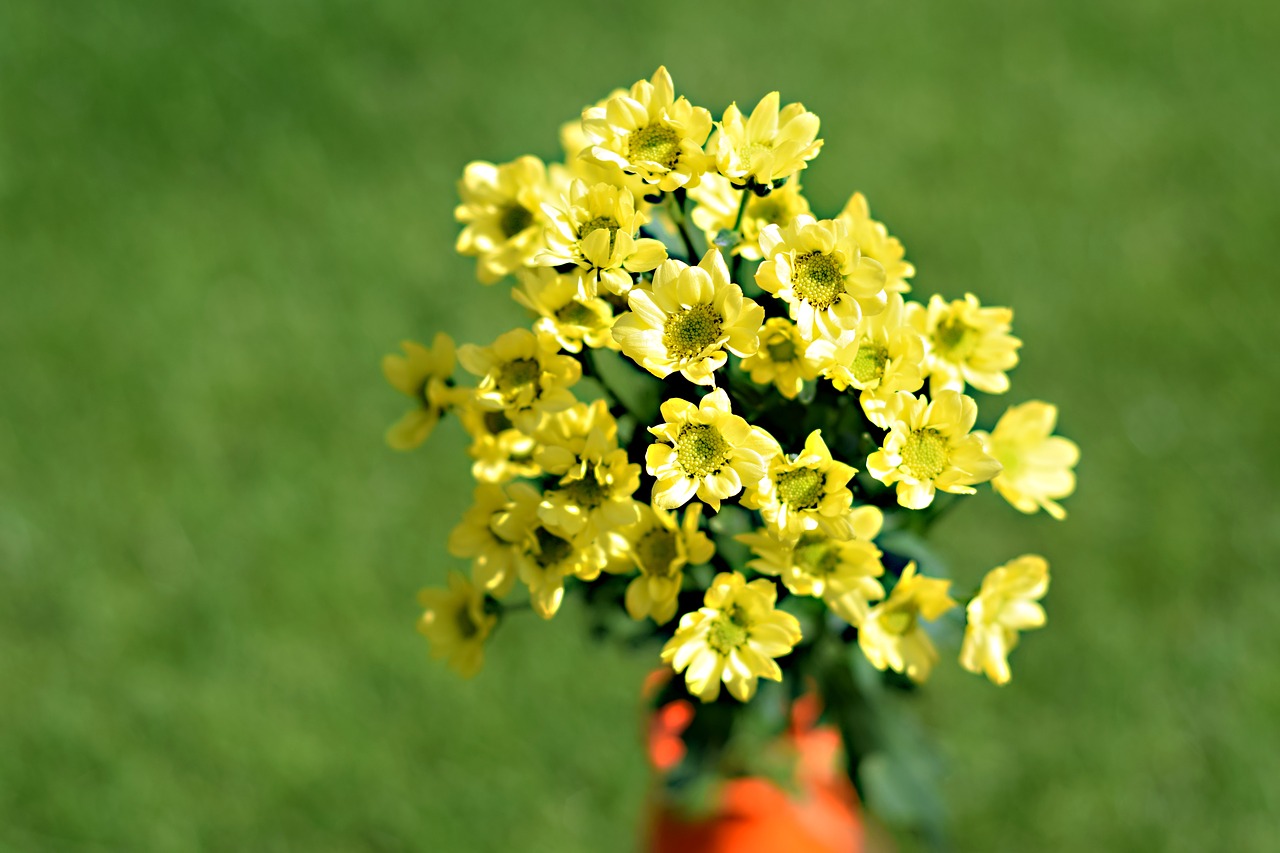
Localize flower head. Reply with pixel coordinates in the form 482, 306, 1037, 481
739, 317, 822, 400
660, 572, 802, 702
538, 446, 642, 538
382, 333, 457, 450
447, 484, 522, 598
858, 563, 957, 683
714, 92, 822, 188
622, 503, 715, 625
417, 571, 497, 678
513, 267, 618, 353
456, 396, 541, 484
910, 293, 1021, 395
960, 555, 1049, 685
836, 192, 915, 294
457, 328, 581, 434
976, 401, 1080, 520
455, 156, 552, 284
742, 430, 860, 540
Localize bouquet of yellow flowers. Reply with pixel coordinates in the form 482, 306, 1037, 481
384, 67, 1079, 839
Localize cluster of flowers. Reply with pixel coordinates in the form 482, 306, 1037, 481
387, 68, 1079, 702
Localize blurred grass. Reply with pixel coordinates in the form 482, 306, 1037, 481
2, 0, 1278, 850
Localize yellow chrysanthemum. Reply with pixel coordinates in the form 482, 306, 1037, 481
537, 180, 667, 298
382, 333, 457, 451
454, 156, 552, 284
909, 293, 1022, 395
534, 399, 618, 474
757, 215, 888, 342
457, 328, 581, 434
689, 173, 812, 261
836, 192, 915, 294
867, 391, 1002, 510
612, 250, 764, 386
513, 267, 617, 353
960, 555, 1049, 685
742, 430, 860, 540
539, 445, 642, 538
447, 484, 523, 598
646, 389, 777, 511
975, 401, 1080, 520
622, 503, 715, 625
714, 92, 822, 189
739, 317, 821, 400
806, 293, 927, 427
858, 562, 957, 683
581, 66, 715, 193
417, 571, 497, 678
559, 93, 651, 200
456, 395, 541, 484
660, 572, 802, 702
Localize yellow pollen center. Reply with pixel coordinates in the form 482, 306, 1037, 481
934, 316, 978, 360
792, 252, 846, 310
533, 526, 573, 569
775, 467, 825, 510
740, 141, 773, 172
628, 123, 681, 169
636, 529, 680, 577
675, 424, 731, 478
561, 469, 607, 509
579, 215, 621, 253
663, 303, 724, 359
795, 534, 840, 578
902, 428, 950, 481
555, 300, 599, 326
880, 606, 917, 636
497, 357, 541, 392
765, 335, 797, 363
852, 340, 888, 385
707, 613, 749, 655
498, 204, 533, 239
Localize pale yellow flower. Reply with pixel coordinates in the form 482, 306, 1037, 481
867, 391, 1002, 510
858, 563, 957, 683
645, 389, 778, 511
454, 156, 552, 284
757, 215, 887, 342
836, 192, 915, 294
975, 401, 1079, 520
742, 430, 860, 540
457, 328, 581, 434
740, 317, 822, 400
581, 66, 715, 192
960, 555, 1049, 685
909, 293, 1021, 395
559, 93, 651, 200
538, 445, 642, 538
660, 572, 802, 702
534, 399, 618, 475
622, 503, 715, 625
689, 173, 811, 261
456, 395, 541, 484
382, 333, 457, 451
447, 483, 523, 597
714, 91, 822, 188
417, 571, 497, 678
513, 267, 617, 353
612, 249, 764, 386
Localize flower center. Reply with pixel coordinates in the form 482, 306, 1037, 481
792, 251, 845, 310
775, 467, 825, 510
750, 195, 787, 227
902, 428, 950, 481
675, 424, 731, 478
934, 316, 978, 360
765, 334, 797, 363
533, 526, 574, 569
852, 340, 888, 385
794, 534, 840, 578
636, 528, 680, 577
554, 299, 600, 327
579, 215, 621, 252
497, 357, 540, 392
740, 141, 773, 172
482, 410, 513, 434
454, 603, 479, 640
707, 613, 749, 655
561, 469, 607, 510
663, 303, 723, 359
880, 605, 918, 636
628, 123, 681, 169
498, 204, 533, 239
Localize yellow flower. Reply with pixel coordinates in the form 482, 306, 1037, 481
660, 572, 802, 702
867, 391, 1002, 510
539, 445, 642, 538
689, 173, 812, 261
975, 401, 1080, 520
457, 328, 581, 434
757, 215, 887, 342
742, 430, 860, 540
622, 503, 715, 625
737, 512, 885, 626
581, 66, 715, 192
417, 571, 497, 678
740, 317, 822, 400
534, 399, 618, 475
538, 180, 667, 298
960, 555, 1049, 685
714, 92, 822, 188
646, 389, 778, 511
513, 267, 617, 353
559, 93, 651, 200
858, 562, 957, 683
454, 156, 552, 284
909, 293, 1021, 395
456, 395, 541, 484
447, 484, 523, 597
612, 249, 764, 386
836, 192, 915, 294
382, 333, 457, 451
806, 293, 927, 427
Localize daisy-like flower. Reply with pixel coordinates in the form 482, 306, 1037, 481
612, 249, 764, 386
538, 180, 667, 298
559, 93, 651, 201
538, 445, 642, 538
737, 511, 885, 626
581, 66, 716, 192
513, 267, 617, 353
806, 293, 927, 427
836, 192, 915, 294
714, 92, 822, 189
534, 399, 619, 476
975, 401, 1079, 520
417, 571, 497, 678
740, 317, 822, 400
454, 156, 552, 284
660, 571, 802, 702
646, 389, 778, 511
960, 555, 1049, 685
867, 391, 1002, 510
457, 328, 581, 434
757, 215, 888, 342
447, 483, 524, 598
909, 293, 1021, 395
382, 333, 457, 451
858, 562, 957, 683
742, 430, 860, 540
622, 503, 714, 625
689, 173, 811, 260
456, 395, 540, 484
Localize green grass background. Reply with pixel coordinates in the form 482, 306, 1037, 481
3, 0, 1278, 849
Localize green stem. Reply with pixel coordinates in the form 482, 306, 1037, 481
727, 189, 751, 281
664, 192, 700, 263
